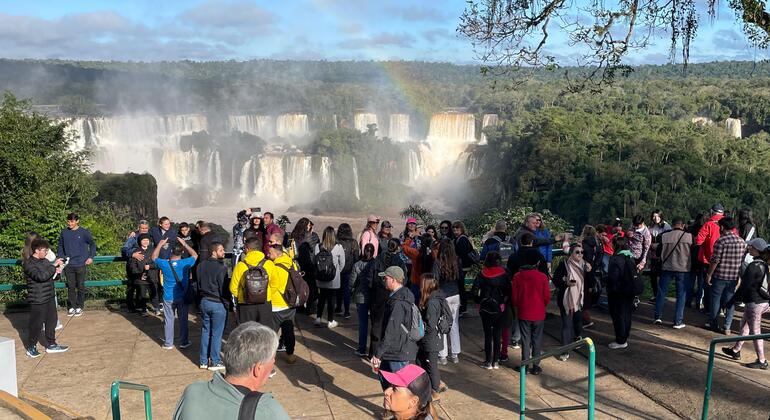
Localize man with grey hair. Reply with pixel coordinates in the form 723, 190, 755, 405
173, 322, 290, 419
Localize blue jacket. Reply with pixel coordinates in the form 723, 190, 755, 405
535, 228, 553, 263
57, 227, 96, 267
150, 226, 177, 260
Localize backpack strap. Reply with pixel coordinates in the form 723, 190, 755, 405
237, 391, 263, 420
167, 259, 182, 286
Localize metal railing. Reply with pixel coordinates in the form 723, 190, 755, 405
111, 380, 152, 420
518, 337, 596, 419
701, 333, 770, 420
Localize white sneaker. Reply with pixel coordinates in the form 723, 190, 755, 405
327, 320, 338, 329
314, 318, 323, 326
55, 321, 63, 331
673, 323, 686, 330
653, 319, 662, 325
161, 344, 174, 350
67, 308, 76, 317
74, 308, 83, 317
608, 342, 628, 349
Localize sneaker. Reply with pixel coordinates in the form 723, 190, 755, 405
26, 347, 42, 358
277, 344, 287, 352
673, 323, 686, 329
327, 320, 339, 329
719, 309, 725, 318
499, 355, 509, 362
159, 306, 164, 313
199, 364, 208, 369
557, 353, 569, 362
74, 308, 83, 317
154, 310, 161, 316
286, 354, 297, 364
55, 321, 63, 331
608, 342, 628, 350
511, 341, 521, 349
721, 347, 741, 360
583, 322, 595, 329
269, 369, 277, 378
653, 319, 662, 325
46, 344, 69, 353
450, 355, 459, 364
528, 365, 542, 375
67, 308, 75, 317
492, 363, 500, 370
208, 363, 226, 371
431, 391, 441, 402
343, 313, 351, 319
161, 344, 174, 350
480, 362, 493, 370
438, 382, 448, 392
737, 302, 746, 308
179, 342, 192, 349
354, 350, 368, 357
438, 357, 448, 366
745, 359, 768, 370
314, 318, 323, 327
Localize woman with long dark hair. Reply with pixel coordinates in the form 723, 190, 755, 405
417, 273, 446, 400
472, 251, 510, 369
336, 223, 358, 319
553, 244, 591, 360
292, 217, 319, 313
313, 226, 345, 328
433, 238, 462, 364
350, 243, 376, 357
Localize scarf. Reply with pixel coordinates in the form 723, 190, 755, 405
617, 250, 633, 258
563, 258, 585, 313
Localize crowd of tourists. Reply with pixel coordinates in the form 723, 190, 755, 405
18, 205, 770, 419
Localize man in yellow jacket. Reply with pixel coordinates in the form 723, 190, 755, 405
267, 241, 299, 364
230, 237, 277, 329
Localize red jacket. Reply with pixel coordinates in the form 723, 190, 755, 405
511, 268, 551, 321
696, 214, 724, 264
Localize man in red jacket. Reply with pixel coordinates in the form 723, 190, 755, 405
695, 204, 725, 309
511, 252, 551, 375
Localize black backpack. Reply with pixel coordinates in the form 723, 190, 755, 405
479, 283, 504, 315
436, 297, 453, 335
238, 391, 262, 420
341, 240, 358, 274
314, 246, 337, 283
623, 257, 644, 296
276, 263, 310, 308
242, 260, 269, 304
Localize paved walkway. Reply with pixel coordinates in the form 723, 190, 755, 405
1, 297, 768, 419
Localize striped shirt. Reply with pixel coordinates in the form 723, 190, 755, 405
710, 231, 746, 281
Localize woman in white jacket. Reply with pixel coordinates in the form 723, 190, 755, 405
314, 226, 345, 328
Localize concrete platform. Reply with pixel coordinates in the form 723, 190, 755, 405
1, 298, 766, 419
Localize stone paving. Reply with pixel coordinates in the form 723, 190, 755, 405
1, 297, 768, 419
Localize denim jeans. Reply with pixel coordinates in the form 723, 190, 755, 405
708, 278, 736, 330
163, 300, 189, 347
378, 360, 411, 390
337, 273, 352, 315
356, 303, 369, 354
655, 271, 690, 325
199, 299, 226, 365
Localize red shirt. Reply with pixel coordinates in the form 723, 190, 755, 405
696, 214, 724, 264
511, 269, 551, 321
602, 233, 614, 255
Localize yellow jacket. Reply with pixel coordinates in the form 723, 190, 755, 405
270, 253, 299, 309
230, 250, 277, 304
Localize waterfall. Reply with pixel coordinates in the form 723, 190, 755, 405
239, 157, 258, 200
207, 150, 222, 190
276, 114, 309, 138
388, 114, 410, 142
407, 149, 422, 184
354, 113, 378, 133
319, 157, 332, 192
255, 155, 286, 198
228, 115, 274, 138
352, 157, 361, 200
480, 114, 499, 145
725, 118, 742, 138
162, 147, 200, 189
424, 113, 476, 177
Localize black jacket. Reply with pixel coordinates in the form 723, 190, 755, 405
506, 247, 548, 276
454, 235, 476, 269
736, 260, 770, 304
552, 260, 591, 311
581, 236, 604, 273
471, 267, 511, 311
513, 226, 551, 249
376, 286, 418, 361
338, 237, 359, 275
372, 251, 408, 315
419, 289, 446, 352
128, 247, 156, 285
197, 258, 228, 302
607, 254, 636, 296
24, 257, 56, 304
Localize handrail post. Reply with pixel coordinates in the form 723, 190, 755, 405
111, 381, 122, 420
701, 340, 717, 420
587, 338, 595, 420
111, 380, 152, 420
519, 365, 527, 420
144, 388, 153, 420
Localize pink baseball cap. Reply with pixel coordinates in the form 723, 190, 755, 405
367, 215, 380, 223
380, 365, 432, 404
406, 217, 417, 224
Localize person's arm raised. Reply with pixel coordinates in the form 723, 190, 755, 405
178, 237, 197, 260
151, 238, 167, 262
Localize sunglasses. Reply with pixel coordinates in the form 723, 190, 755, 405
574, 251, 583, 255
440, 226, 449, 230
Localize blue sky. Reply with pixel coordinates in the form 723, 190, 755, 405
0, 0, 765, 64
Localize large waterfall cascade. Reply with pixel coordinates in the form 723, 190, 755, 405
423, 113, 476, 178
354, 113, 379, 133
725, 118, 742, 139
352, 157, 361, 200
228, 115, 275, 139
276, 114, 309, 138
388, 114, 410, 142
